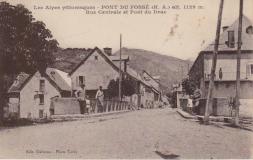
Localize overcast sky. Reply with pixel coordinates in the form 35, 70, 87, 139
6, 0, 253, 60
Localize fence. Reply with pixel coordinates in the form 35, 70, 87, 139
51, 98, 130, 115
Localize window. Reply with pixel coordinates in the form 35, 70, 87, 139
251, 64, 253, 74
76, 76, 85, 86
39, 79, 45, 92
246, 64, 253, 78
95, 55, 98, 60
79, 76, 84, 85
227, 30, 235, 48
39, 94, 44, 105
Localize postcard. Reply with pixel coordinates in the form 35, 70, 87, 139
0, 0, 252, 159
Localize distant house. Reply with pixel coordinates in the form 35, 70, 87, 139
109, 48, 130, 72
171, 83, 183, 108
189, 15, 253, 100
126, 68, 161, 108
7, 68, 71, 119
142, 70, 161, 100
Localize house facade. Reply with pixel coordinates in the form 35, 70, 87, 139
142, 70, 161, 102
189, 16, 253, 100
7, 69, 71, 119
126, 67, 161, 108
8, 72, 60, 119
68, 47, 121, 98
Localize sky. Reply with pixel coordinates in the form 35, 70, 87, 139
6, 0, 253, 60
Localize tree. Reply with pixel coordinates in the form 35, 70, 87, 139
107, 79, 118, 99
0, 2, 58, 75
122, 77, 137, 97
107, 76, 137, 99
0, 2, 58, 121
181, 78, 195, 95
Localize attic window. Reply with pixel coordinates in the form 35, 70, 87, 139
226, 30, 235, 48
95, 55, 98, 60
39, 80, 45, 92
246, 26, 253, 34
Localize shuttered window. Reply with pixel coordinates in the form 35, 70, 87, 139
76, 76, 85, 86
227, 30, 235, 48
246, 64, 253, 78
39, 94, 44, 105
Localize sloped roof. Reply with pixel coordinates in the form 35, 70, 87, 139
142, 70, 160, 84
8, 72, 31, 93
203, 15, 253, 52
69, 47, 121, 76
153, 75, 161, 80
126, 67, 154, 89
46, 68, 71, 91
8, 69, 70, 93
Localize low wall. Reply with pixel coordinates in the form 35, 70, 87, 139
180, 98, 231, 116
197, 98, 230, 116
213, 98, 230, 116
51, 98, 81, 115
239, 99, 253, 117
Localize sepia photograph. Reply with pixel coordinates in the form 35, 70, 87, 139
0, 0, 253, 159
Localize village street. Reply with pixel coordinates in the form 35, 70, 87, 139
0, 108, 252, 159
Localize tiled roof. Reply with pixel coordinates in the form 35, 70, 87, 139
8, 72, 31, 93
203, 15, 253, 52
8, 68, 72, 93
126, 67, 152, 88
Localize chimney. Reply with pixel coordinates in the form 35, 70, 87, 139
222, 26, 229, 32
103, 47, 112, 56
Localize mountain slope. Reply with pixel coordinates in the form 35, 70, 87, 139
51, 48, 91, 73
114, 48, 192, 90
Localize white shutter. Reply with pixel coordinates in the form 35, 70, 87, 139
76, 76, 79, 87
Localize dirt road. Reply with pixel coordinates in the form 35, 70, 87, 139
0, 108, 252, 159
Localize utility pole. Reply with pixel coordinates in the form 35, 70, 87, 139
234, 0, 243, 126
119, 34, 122, 101
204, 0, 224, 124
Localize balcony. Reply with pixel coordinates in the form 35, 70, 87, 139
204, 72, 253, 81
